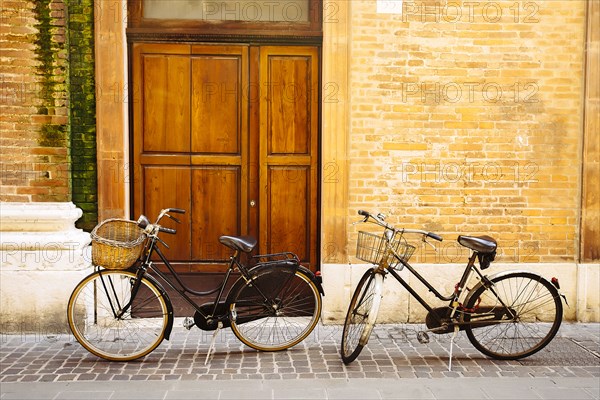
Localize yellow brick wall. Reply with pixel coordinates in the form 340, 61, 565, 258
347, 0, 586, 263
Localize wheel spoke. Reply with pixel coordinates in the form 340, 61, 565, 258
341, 270, 379, 364
465, 272, 562, 360
230, 269, 321, 351
67, 271, 168, 361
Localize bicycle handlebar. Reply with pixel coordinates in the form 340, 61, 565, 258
357, 210, 443, 242
426, 232, 443, 241
137, 208, 187, 236
159, 226, 177, 235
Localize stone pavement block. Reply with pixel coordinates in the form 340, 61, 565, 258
326, 387, 381, 400
219, 389, 273, 399
54, 391, 112, 400
551, 378, 600, 388
0, 392, 55, 400
379, 386, 435, 399
426, 381, 487, 399
482, 385, 540, 399
533, 387, 595, 400
271, 388, 327, 399
110, 390, 168, 400
173, 379, 263, 391
164, 390, 220, 399
586, 387, 600, 399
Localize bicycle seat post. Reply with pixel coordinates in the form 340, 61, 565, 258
230, 250, 240, 264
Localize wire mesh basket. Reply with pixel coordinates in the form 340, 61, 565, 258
356, 231, 416, 269
91, 219, 147, 270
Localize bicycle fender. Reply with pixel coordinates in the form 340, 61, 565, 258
225, 262, 299, 305
225, 262, 325, 308
297, 265, 325, 296
143, 273, 175, 341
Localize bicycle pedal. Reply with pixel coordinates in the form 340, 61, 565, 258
417, 331, 430, 344
183, 317, 195, 330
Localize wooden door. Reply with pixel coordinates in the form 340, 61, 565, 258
132, 43, 319, 271
259, 46, 319, 268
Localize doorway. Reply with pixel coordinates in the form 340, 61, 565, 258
131, 43, 320, 272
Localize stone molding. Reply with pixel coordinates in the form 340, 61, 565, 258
0, 202, 92, 332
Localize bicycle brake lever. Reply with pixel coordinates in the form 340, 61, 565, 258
423, 237, 438, 252
166, 213, 181, 224
351, 216, 369, 226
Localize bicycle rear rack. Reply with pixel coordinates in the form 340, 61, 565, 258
251, 252, 300, 266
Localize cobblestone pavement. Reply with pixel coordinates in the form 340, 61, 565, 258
1, 322, 598, 383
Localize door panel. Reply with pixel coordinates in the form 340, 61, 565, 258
191, 56, 241, 154
191, 167, 241, 261
267, 167, 310, 260
142, 166, 192, 261
267, 56, 311, 155
142, 55, 190, 153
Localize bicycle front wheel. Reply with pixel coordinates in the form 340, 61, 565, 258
341, 268, 383, 364
67, 270, 169, 361
464, 271, 563, 360
229, 266, 322, 351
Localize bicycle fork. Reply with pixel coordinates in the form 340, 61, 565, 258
360, 271, 385, 346
98, 265, 148, 320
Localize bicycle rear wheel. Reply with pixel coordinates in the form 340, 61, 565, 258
464, 271, 563, 360
341, 268, 383, 364
67, 270, 169, 361
229, 266, 322, 351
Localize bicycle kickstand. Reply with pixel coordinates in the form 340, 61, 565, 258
205, 322, 223, 365
448, 324, 459, 372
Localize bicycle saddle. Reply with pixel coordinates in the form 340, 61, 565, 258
219, 235, 257, 253
457, 235, 497, 253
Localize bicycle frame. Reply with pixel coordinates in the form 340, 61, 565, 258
379, 234, 515, 329
356, 209, 508, 329
387, 250, 479, 307
122, 231, 302, 326
135, 235, 254, 321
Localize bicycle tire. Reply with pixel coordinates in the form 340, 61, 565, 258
228, 265, 322, 351
67, 270, 170, 361
341, 268, 383, 364
464, 271, 563, 360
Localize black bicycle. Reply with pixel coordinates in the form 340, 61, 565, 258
341, 210, 565, 367
67, 208, 324, 361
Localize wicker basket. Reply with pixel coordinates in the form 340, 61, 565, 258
356, 231, 415, 269
91, 219, 147, 270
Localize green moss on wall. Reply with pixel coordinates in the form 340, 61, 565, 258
32, 0, 98, 229
33, 0, 68, 147
33, 0, 59, 112
68, 0, 98, 231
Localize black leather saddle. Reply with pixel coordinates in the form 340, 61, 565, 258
457, 235, 497, 254
219, 235, 257, 253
